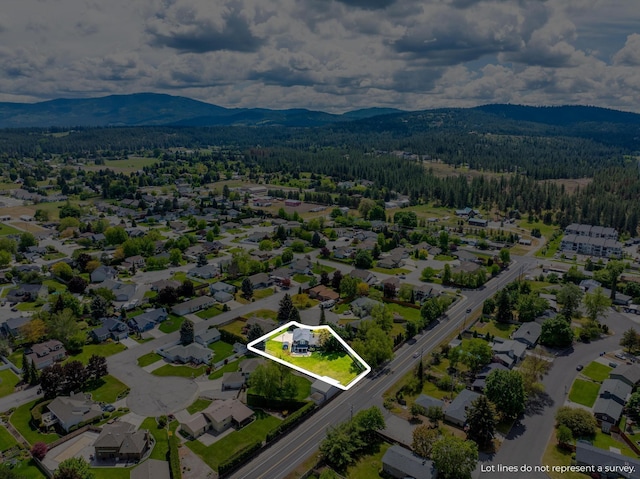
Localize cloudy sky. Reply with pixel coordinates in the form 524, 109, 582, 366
1, 0, 640, 112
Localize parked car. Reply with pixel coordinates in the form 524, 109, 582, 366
576, 364, 583, 371
102, 404, 116, 413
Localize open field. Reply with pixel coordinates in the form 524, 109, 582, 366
0, 222, 23, 235
544, 178, 592, 195
265, 334, 364, 387
82, 157, 160, 174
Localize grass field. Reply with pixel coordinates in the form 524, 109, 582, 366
471, 320, 518, 339
343, 441, 390, 479
186, 398, 213, 414
247, 309, 278, 321
220, 320, 246, 338
292, 293, 319, 310
7, 458, 45, 479
209, 359, 240, 380
384, 302, 421, 323
87, 375, 129, 403
152, 364, 206, 378
581, 362, 613, 382
140, 417, 171, 461
312, 264, 336, 275
568, 379, 600, 407
265, 335, 363, 386
208, 341, 235, 361
159, 315, 185, 333
187, 410, 281, 471
592, 430, 637, 458
90, 468, 130, 479
0, 222, 23, 236
293, 274, 313, 284
0, 368, 20, 398
137, 352, 163, 367
370, 266, 411, 275
195, 305, 223, 320
10, 400, 60, 445
0, 424, 17, 451
254, 288, 274, 300
67, 342, 127, 365
85, 157, 160, 175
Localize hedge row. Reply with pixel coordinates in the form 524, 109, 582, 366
169, 434, 181, 479
246, 394, 306, 411
266, 401, 316, 442
220, 329, 246, 345
218, 440, 262, 477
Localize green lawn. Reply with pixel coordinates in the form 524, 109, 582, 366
8, 350, 24, 369
86, 375, 129, 403
187, 410, 281, 471
208, 341, 235, 361
195, 305, 223, 320
291, 376, 312, 401
186, 398, 213, 414
593, 431, 637, 458
471, 320, 518, 339
67, 342, 127, 365
220, 320, 246, 338
334, 303, 351, 314
247, 309, 278, 321
370, 267, 411, 275
9, 459, 45, 479
209, 359, 240, 380
137, 352, 163, 367
140, 417, 170, 461
568, 379, 600, 407
159, 315, 185, 333
433, 255, 455, 261
0, 368, 20, 398
42, 279, 67, 293
384, 302, 421, 323
0, 424, 17, 451
292, 294, 319, 310
265, 337, 364, 387
581, 362, 613, 382
10, 400, 60, 445
312, 264, 336, 274
293, 274, 313, 284
0, 223, 22, 236
152, 364, 206, 378
344, 441, 390, 479
90, 468, 130, 479
254, 288, 274, 300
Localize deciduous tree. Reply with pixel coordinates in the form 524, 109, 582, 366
466, 395, 497, 448
412, 424, 440, 458
431, 436, 478, 479
485, 369, 526, 419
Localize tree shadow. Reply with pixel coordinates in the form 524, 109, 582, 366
525, 392, 554, 416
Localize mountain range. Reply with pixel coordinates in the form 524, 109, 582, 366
0, 92, 639, 129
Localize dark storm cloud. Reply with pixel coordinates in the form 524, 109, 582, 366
334, 0, 396, 10
147, 7, 262, 53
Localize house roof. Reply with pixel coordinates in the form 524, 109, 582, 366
221, 372, 245, 386
203, 399, 254, 424
599, 378, 632, 403
415, 394, 444, 411
130, 459, 171, 479
195, 328, 220, 343
382, 445, 436, 479
48, 393, 102, 428
575, 442, 640, 478
293, 328, 312, 343
240, 358, 264, 374
611, 363, 640, 385
512, 322, 542, 343
94, 422, 146, 456
446, 389, 480, 425
593, 395, 624, 422
248, 272, 270, 285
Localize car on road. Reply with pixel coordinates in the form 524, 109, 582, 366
399, 275, 406, 279
102, 404, 116, 412
576, 364, 583, 371
615, 353, 625, 360
413, 352, 421, 358
466, 308, 472, 313
609, 362, 618, 368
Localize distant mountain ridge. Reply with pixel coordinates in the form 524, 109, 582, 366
0, 92, 639, 128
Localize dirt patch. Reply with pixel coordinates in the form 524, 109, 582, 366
179, 442, 216, 479
10, 221, 47, 232
0, 205, 38, 217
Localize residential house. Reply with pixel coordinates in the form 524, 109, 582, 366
93, 421, 149, 462
172, 296, 216, 316
350, 297, 382, 318
26, 340, 67, 370
248, 272, 273, 289
594, 378, 632, 426
1, 316, 30, 338
195, 328, 220, 346
239, 358, 264, 378
333, 247, 353, 259
610, 363, 640, 388
91, 265, 118, 283
291, 328, 312, 354
101, 280, 137, 302
512, 322, 542, 348
127, 308, 166, 333
150, 279, 181, 292
291, 258, 313, 275
209, 281, 236, 295
382, 445, 437, 479
307, 285, 340, 302
376, 255, 403, 269
575, 442, 640, 479
91, 318, 129, 342
455, 207, 478, 217
445, 389, 480, 427
415, 394, 444, 411
491, 339, 528, 368
158, 342, 212, 365
188, 264, 220, 279
130, 459, 171, 479
414, 284, 436, 303
349, 269, 377, 285
181, 399, 254, 438
469, 217, 488, 227
6, 284, 48, 303
243, 317, 277, 335
471, 363, 509, 391
44, 392, 103, 432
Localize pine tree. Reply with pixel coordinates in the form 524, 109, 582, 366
320, 306, 326, 325
466, 395, 496, 448
22, 351, 29, 384
278, 294, 294, 323
29, 359, 39, 386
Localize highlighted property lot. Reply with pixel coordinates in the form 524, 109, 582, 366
247, 321, 371, 390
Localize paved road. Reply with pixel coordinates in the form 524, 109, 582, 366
228, 258, 534, 479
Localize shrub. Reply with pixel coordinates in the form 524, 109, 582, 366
31, 442, 47, 460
